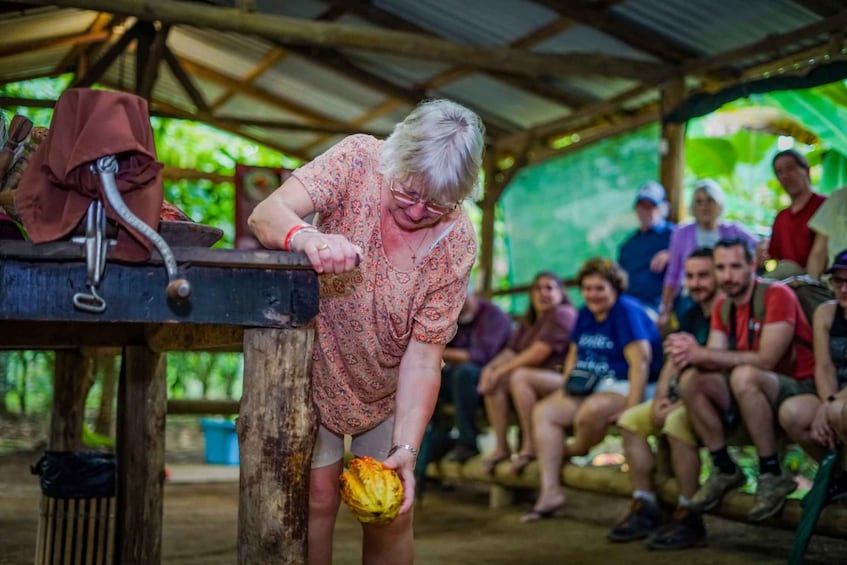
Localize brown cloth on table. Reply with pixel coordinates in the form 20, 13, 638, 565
16, 88, 163, 262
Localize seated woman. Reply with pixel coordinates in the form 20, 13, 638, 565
657, 179, 758, 331
522, 258, 663, 522
780, 249, 847, 458
477, 271, 577, 475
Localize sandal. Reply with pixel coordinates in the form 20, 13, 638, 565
508, 453, 536, 475
519, 502, 566, 523
481, 452, 511, 475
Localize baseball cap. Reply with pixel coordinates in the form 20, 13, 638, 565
825, 248, 847, 274
634, 181, 666, 207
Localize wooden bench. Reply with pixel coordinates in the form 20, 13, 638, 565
421, 438, 847, 539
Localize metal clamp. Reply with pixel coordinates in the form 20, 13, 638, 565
71, 200, 110, 313
94, 155, 191, 300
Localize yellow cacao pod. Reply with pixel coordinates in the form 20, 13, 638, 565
339, 456, 403, 525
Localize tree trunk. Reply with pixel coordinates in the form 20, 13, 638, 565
0, 351, 12, 418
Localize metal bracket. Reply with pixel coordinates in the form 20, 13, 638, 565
71, 200, 111, 313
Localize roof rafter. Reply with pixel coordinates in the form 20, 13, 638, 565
535, 0, 699, 64
16, 0, 670, 81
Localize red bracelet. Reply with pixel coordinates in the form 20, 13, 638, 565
283, 224, 312, 251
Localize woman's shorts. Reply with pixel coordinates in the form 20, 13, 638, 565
312, 416, 394, 469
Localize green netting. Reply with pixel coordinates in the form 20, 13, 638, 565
498, 123, 660, 312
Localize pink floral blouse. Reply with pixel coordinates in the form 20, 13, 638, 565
293, 134, 477, 434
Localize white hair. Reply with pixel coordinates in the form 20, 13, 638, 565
379, 99, 485, 203
691, 178, 726, 215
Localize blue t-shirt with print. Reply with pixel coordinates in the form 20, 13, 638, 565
571, 294, 663, 381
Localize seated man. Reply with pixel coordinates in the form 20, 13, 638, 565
666, 237, 816, 522
430, 286, 512, 463
608, 248, 718, 549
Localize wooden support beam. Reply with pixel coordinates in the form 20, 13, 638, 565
162, 47, 209, 114
18, 0, 669, 81
0, 29, 109, 59
50, 350, 92, 450
72, 19, 140, 88
659, 77, 685, 223
115, 346, 166, 565
137, 22, 169, 100
238, 327, 316, 564
209, 47, 287, 111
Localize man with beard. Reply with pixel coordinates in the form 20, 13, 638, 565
608, 248, 719, 549
665, 237, 816, 523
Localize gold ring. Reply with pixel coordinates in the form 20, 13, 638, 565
317, 243, 330, 251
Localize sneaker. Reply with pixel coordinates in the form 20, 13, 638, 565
607, 498, 660, 543
444, 444, 480, 463
647, 506, 707, 550
689, 467, 745, 512
748, 473, 797, 522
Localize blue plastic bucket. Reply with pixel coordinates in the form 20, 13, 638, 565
200, 418, 239, 466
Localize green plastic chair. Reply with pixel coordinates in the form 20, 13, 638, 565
789, 448, 842, 564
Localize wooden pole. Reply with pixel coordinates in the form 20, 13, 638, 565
659, 76, 686, 223
238, 327, 316, 564
18, 0, 666, 81
50, 350, 91, 450
115, 346, 166, 565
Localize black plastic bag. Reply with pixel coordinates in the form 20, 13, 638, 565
31, 451, 116, 499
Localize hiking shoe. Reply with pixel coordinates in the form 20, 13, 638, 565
444, 444, 480, 464
689, 467, 745, 512
647, 506, 707, 550
607, 498, 660, 542
748, 473, 797, 522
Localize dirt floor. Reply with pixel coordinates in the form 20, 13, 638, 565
2, 447, 847, 565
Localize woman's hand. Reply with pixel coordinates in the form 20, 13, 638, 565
294, 230, 363, 274
811, 402, 838, 450
382, 448, 417, 515
477, 366, 501, 394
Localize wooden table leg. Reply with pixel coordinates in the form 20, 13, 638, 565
238, 327, 316, 564
116, 345, 166, 564
50, 350, 91, 451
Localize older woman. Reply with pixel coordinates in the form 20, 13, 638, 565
477, 271, 577, 475
657, 179, 758, 330
521, 258, 662, 523
249, 99, 484, 565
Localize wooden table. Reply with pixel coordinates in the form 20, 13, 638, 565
0, 240, 319, 564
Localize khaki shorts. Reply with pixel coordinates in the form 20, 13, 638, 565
312, 416, 394, 469
616, 400, 697, 446
722, 372, 817, 429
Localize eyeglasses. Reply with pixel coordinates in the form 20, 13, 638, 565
830, 275, 847, 290
390, 179, 460, 217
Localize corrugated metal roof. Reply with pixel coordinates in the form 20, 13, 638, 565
612, 0, 821, 57
0, 1, 841, 162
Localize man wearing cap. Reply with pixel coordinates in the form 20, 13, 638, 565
618, 181, 676, 316
807, 186, 847, 279
764, 149, 826, 271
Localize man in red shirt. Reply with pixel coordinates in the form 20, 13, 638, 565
764, 149, 826, 269
664, 237, 815, 522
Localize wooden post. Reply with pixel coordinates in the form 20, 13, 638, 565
659, 76, 686, 223
115, 345, 166, 565
238, 327, 316, 564
50, 350, 91, 450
